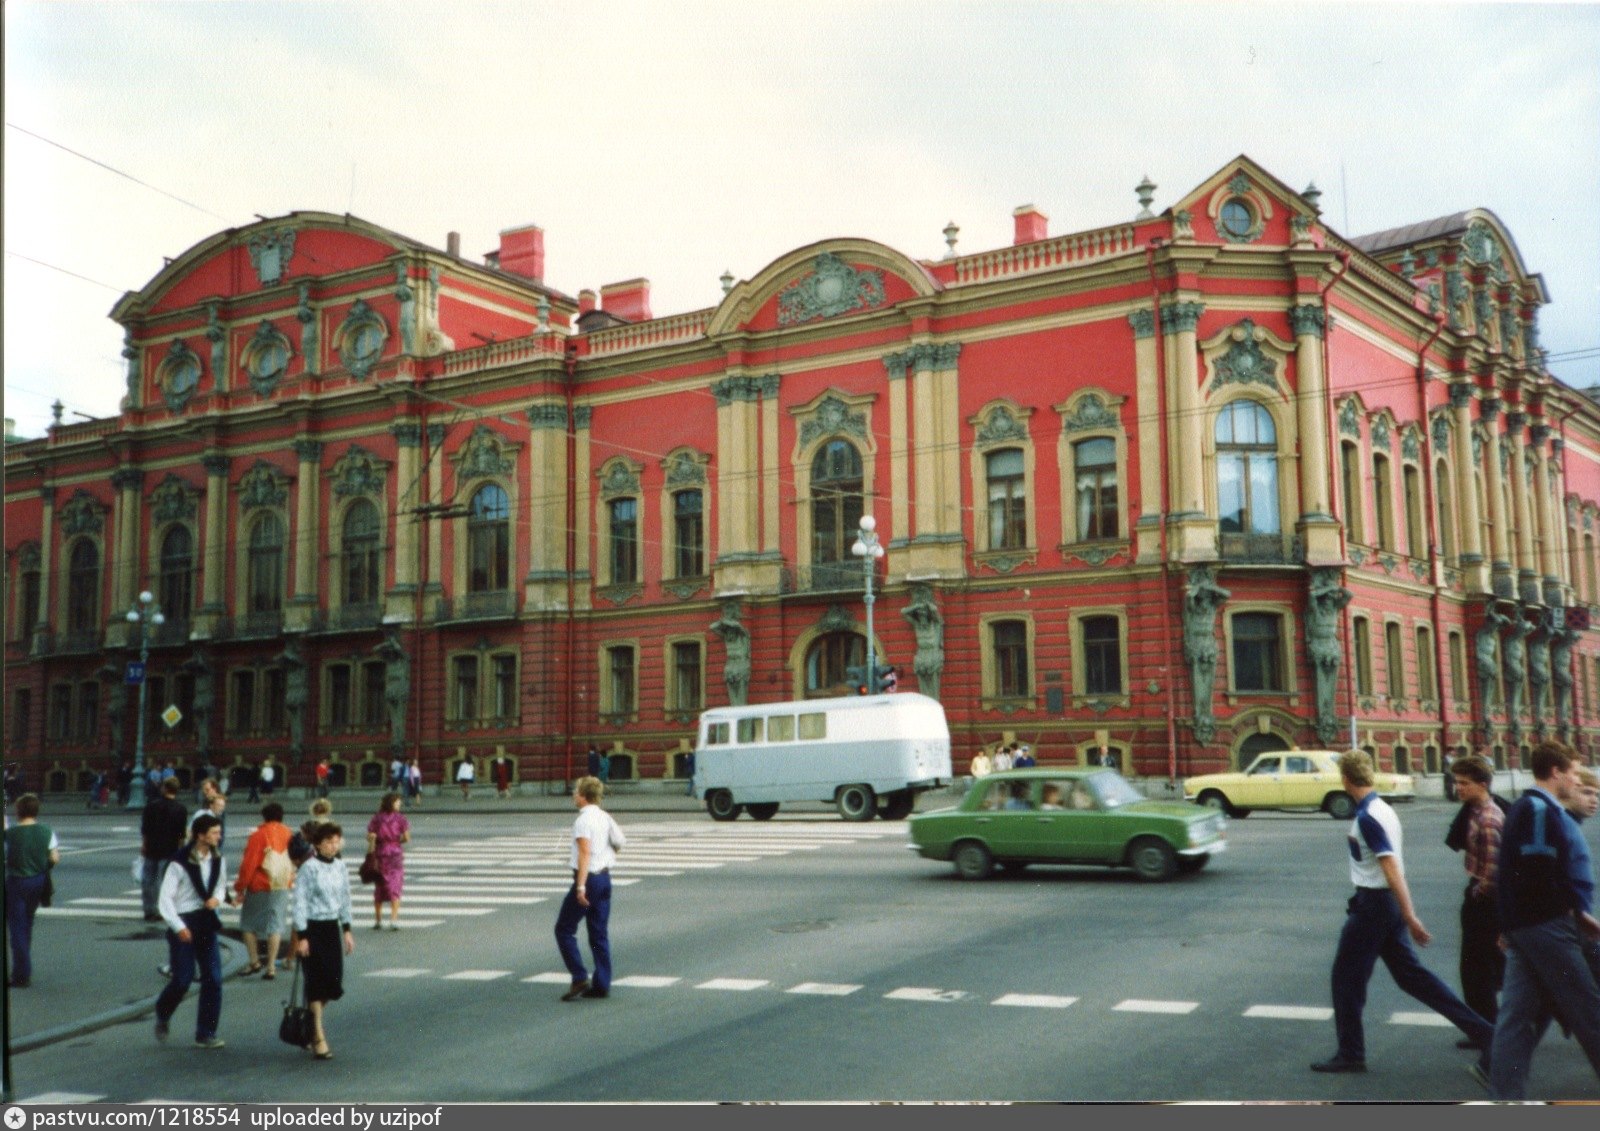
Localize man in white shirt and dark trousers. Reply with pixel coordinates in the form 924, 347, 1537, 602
556, 776, 623, 1001
154, 813, 232, 1048
1311, 751, 1494, 1079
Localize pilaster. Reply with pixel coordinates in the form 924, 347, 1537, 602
110, 468, 144, 635
1129, 310, 1163, 562
287, 439, 321, 631
385, 423, 421, 623
1289, 304, 1340, 564
1163, 300, 1215, 561
1480, 397, 1513, 598
524, 402, 571, 611
32, 487, 55, 653
1448, 383, 1487, 593
885, 355, 911, 547
1505, 411, 1538, 603
195, 455, 230, 638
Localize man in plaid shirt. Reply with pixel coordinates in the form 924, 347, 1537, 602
1446, 753, 1507, 1045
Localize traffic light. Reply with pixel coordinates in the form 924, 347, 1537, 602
876, 667, 898, 693
844, 665, 866, 693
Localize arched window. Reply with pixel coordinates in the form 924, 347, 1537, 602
467, 483, 509, 593
66, 539, 100, 633
19, 560, 41, 638
341, 500, 381, 606
1402, 464, 1424, 557
805, 630, 864, 697
247, 514, 284, 613
158, 526, 194, 622
1073, 437, 1118, 541
1215, 401, 1279, 556
811, 440, 863, 588
1434, 461, 1457, 563
1372, 454, 1395, 551
1340, 440, 1365, 543
986, 448, 1027, 549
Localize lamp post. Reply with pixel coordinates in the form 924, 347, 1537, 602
851, 514, 886, 693
124, 590, 164, 810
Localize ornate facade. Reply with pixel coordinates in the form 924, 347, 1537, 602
5, 157, 1598, 793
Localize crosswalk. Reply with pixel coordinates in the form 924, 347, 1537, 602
39, 821, 892, 931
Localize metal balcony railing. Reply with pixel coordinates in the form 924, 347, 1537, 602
439, 590, 517, 622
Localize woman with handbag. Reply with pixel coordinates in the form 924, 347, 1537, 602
5, 793, 59, 988
364, 792, 410, 930
291, 821, 354, 1060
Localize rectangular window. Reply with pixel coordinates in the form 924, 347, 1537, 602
13, 688, 32, 746
607, 645, 635, 715
1448, 632, 1466, 703
1073, 437, 1118, 541
20, 570, 41, 639
609, 499, 639, 584
77, 681, 99, 741
453, 655, 480, 722
362, 661, 386, 729
1341, 442, 1364, 543
328, 664, 352, 730
230, 671, 256, 733
673, 490, 704, 578
1231, 612, 1285, 692
1403, 465, 1425, 556
263, 668, 286, 733
1081, 615, 1122, 696
737, 717, 764, 744
1416, 626, 1437, 702
705, 721, 729, 745
49, 683, 72, 740
986, 449, 1027, 549
994, 620, 1030, 698
1385, 621, 1405, 699
492, 654, 516, 719
671, 640, 701, 713
1373, 455, 1394, 551
767, 714, 795, 742
1353, 617, 1373, 697
797, 712, 827, 740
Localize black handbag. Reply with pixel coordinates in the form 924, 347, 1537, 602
40, 868, 54, 908
278, 962, 315, 1048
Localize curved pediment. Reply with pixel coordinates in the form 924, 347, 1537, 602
111, 212, 433, 323
706, 238, 939, 338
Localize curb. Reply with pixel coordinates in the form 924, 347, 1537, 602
10, 935, 250, 1054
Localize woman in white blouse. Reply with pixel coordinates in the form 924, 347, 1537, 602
292, 821, 354, 1059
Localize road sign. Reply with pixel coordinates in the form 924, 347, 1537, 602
161, 705, 183, 729
125, 661, 146, 685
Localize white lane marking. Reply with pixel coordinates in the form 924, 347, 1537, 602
612, 975, 682, 988
1388, 1011, 1453, 1027
374, 895, 546, 905
994, 993, 1078, 1009
364, 968, 432, 979
1113, 999, 1199, 1014
522, 973, 576, 984
443, 970, 513, 981
696, 978, 770, 991
16, 1093, 103, 1104
788, 982, 862, 996
1244, 1005, 1333, 1021
885, 987, 969, 1003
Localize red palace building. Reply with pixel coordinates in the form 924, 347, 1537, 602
5, 155, 1599, 796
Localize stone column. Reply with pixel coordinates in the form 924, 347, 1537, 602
1164, 300, 1213, 560
911, 352, 939, 540
884, 353, 911, 547
1549, 438, 1571, 600
1480, 398, 1513, 599
759, 374, 782, 557
1129, 309, 1163, 562
1449, 383, 1486, 593
524, 402, 570, 610
1290, 304, 1339, 564
287, 440, 321, 630
932, 342, 963, 543
386, 423, 420, 623
710, 376, 762, 591
195, 456, 230, 638
32, 487, 55, 654
1505, 411, 1538, 604
1529, 425, 1560, 602
110, 469, 144, 631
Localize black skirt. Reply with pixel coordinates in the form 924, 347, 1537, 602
301, 919, 345, 1003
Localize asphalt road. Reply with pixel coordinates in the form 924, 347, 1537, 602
8, 799, 1600, 1103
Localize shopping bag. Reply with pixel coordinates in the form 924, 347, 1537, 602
279, 964, 315, 1048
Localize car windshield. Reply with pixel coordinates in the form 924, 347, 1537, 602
1088, 771, 1144, 808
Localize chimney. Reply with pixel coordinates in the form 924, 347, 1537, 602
496, 223, 545, 283
600, 278, 652, 322
1013, 204, 1048, 245
578, 289, 597, 315
447, 231, 461, 258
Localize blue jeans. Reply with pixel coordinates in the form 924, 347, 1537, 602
1489, 916, 1600, 1099
1331, 887, 1493, 1062
554, 872, 612, 991
6, 872, 48, 983
155, 915, 223, 1040
141, 858, 170, 918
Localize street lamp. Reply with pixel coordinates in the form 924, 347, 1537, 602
124, 590, 164, 810
851, 514, 886, 693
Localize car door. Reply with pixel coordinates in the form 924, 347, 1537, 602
1019, 778, 1083, 861
1279, 755, 1324, 807
969, 778, 1033, 860
1237, 755, 1285, 807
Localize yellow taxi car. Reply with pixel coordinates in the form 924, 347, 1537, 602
1182, 750, 1414, 820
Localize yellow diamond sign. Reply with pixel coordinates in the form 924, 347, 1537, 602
160, 705, 183, 729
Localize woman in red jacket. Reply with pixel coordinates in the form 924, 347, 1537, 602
232, 801, 294, 977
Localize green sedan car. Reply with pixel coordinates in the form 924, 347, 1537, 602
907, 768, 1227, 883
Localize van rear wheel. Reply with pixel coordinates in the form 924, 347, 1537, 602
706, 791, 743, 821
746, 802, 779, 821
879, 791, 915, 820
837, 784, 876, 822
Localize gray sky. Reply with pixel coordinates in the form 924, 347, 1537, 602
5, 0, 1598, 439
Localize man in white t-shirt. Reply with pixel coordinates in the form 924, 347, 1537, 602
555, 775, 622, 1001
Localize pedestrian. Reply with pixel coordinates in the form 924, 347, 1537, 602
193, 779, 227, 847
1444, 753, 1507, 1042
314, 758, 331, 800
5, 793, 59, 988
389, 755, 406, 794
1310, 750, 1493, 1076
492, 753, 513, 799
555, 775, 624, 1001
683, 750, 696, 797
233, 802, 294, 979
1442, 750, 1457, 802
586, 745, 601, 779
456, 757, 475, 800
140, 777, 189, 922
117, 760, 134, 807
406, 758, 422, 805
598, 750, 611, 784
258, 756, 277, 797
365, 792, 411, 930
969, 749, 992, 779
993, 745, 1014, 772
1487, 740, 1600, 1099
292, 821, 355, 1060
1014, 744, 1035, 769
153, 813, 232, 1049
245, 760, 261, 804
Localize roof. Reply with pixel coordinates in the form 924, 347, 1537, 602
1349, 212, 1471, 254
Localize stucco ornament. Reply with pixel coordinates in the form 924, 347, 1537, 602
1182, 566, 1231, 745
710, 600, 751, 706
1462, 220, 1500, 266
247, 227, 296, 286
1502, 609, 1533, 743
331, 445, 387, 498
798, 397, 868, 449
1207, 320, 1277, 394
1337, 398, 1361, 439
1306, 568, 1353, 745
150, 474, 198, 525
1061, 394, 1119, 435
237, 461, 289, 511
122, 330, 141, 406
1550, 621, 1578, 736
373, 628, 410, 757
458, 425, 515, 481
664, 451, 706, 487
59, 490, 106, 536
1526, 614, 1551, 739
901, 582, 945, 701
777, 253, 886, 327
337, 300, 388, 380
157, 339, 203, 413
242, 321, 292, 397
1431, 413, 1451, 452
976, 405, 1030, 445
599, 459, 641, 496
1370, 414, 1393, 452
1400, 425, 1421, 463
